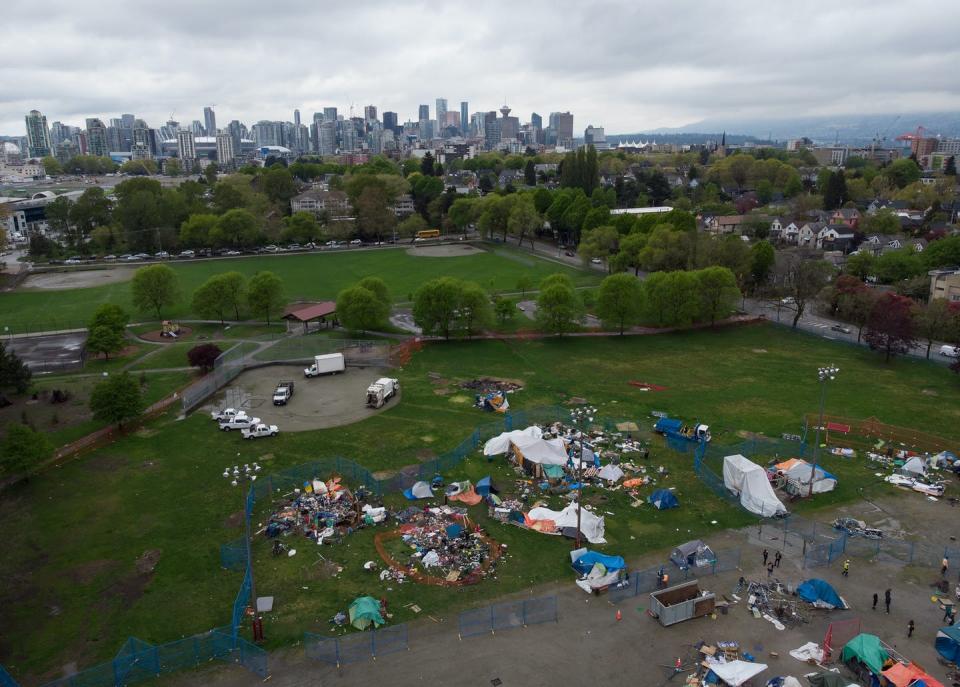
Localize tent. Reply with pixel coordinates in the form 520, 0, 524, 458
402, 480, 434, 500
777, 459, 837, 494
709, 660, 768, 686
901, 456, 927, 478
670, 539, 715, 570
542, 464, 565, 479
597, 464, 624, 483
570, 547, 626, 575
483, 426, 542, 455
476, 476, 496, 497
881, 662, 945, 687
936, 625, 960, 663
526, 503, 606, 544
841, 633, 888, 675
796, 579, 847, 609
649, 489, 679, 510
723, 454, 788, 516
806, 673, 857, 687
933, 451, 958, 468
512, 436, 569, 466
348, 596, 385, 630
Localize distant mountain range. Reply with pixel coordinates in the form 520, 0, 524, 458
612, 112, 960, 147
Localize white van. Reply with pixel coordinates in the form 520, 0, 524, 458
940, 345, 960, 358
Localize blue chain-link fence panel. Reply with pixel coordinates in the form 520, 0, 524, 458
219, 537, 247, 571
608, 573, 640, 603
491, 600, 524, 632
372, 624, 408, 657
522, 596, 558, 625
113, 638, 159, 686
304, 633, 340, 665
156, 634, 212, 672
237, 637, 268, 678
230, 567, 252, 637
337, 632, 374, 665
843, 536, 880, 559
458, 606, 492, 638
0, 665, 19, 687
713, 548, 742, 573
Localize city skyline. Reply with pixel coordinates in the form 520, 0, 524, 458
4, 0, 960, 137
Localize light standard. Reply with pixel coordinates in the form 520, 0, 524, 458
569, 406, 595, 549
224, 458, 263, 641
808, 365, 838, 498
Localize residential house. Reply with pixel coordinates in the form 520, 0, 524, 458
705, 215, 747, 235
769, 217, 782, 239
497, 169, 525, 188
929, 268, 960, 302
816, 224, 856, 252
443, 171, 477, 194
778, 221, 801, 244
797, 222, 825, 247
830, 208, 860, 228
290, 189, 352, 220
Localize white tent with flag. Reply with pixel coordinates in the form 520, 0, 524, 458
723, 454, 787, 516
483, 426, 542, 455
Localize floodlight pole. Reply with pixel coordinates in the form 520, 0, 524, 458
226, 460, 263, 642
576, 424, 583, 549
808, 366, 838, 498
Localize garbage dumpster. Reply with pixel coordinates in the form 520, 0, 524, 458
649, 579, 715, 627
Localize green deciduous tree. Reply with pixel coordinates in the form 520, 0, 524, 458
535, 277, 584, 336
860, 209, 900, 235
923, 236, 960, 270
336, 285, 390, 333
90, 372, 144, 428
845, 252, 876, 281
357, 277, 390, 309
875, 249, 924, 284
131, 264, 180, 320
749, 240, 776, 292
397, 213, 428, 238
192, 274, 237, 325
262, 166, 298, 206
413, 277, 464, 339
280, 211, 320, 244
179, 213, 218, 248
696, 266, 740, 326
246, 271, 284, 325
915, 298, 954, 359
42, 156, 63, 176
596, 273, 643, 334
883, 158, 921, 189
456, 282, 494, 336
86, 325, 126, 360
0, 423, 53, 477
507, 194, 541, 249
784, 257, 834, 328
89, 304, 129, 333
494, 297, 516, 324
210, 208, 259, 248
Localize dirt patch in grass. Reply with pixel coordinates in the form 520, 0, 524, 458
69, 559, 118, 585
433, 388, 452, 396
135, 549, 161, 575
20, 267, 135, 290
447, 394, 472, 404
921, 389, 938, 396
371, 470, 397, 480
224, 511, 244, 529
416, 449, 437, 462
134, 427, 158, 438
459, 377, 524, 393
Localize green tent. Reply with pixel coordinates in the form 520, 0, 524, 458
841, 633, 888, 674
807, 672, 854, 687
349, 596, 385, 631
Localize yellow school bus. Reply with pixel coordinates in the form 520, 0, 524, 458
416, 229, 441, 240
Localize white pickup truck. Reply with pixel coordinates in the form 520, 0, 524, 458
220, 415, 260, 431
211, 408, 246, 422
273, 381, 295, 406
242, 423, 279, 440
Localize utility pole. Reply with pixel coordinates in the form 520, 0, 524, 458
808, 365, 838, 497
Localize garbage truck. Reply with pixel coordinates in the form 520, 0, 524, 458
304, 353, 345, 377
366, 377, 399, 409
654, 416, 711, 443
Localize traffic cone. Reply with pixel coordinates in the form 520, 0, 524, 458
615, 609, 622, 622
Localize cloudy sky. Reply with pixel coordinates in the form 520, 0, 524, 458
4, 0, 960, 137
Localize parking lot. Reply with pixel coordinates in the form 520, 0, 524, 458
209, 364, 400, 431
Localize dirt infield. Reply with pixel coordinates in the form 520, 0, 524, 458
405, 244, 485, 258
208, 364, 400, 431
138, 326, 194, 343
20, 267, 135, 290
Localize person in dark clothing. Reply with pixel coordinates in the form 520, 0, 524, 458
774, 551, 782, 567
872, 593, 878, 611
885, 589, 892, 614
767, 562, 774, 578
944, 605, 955, 624
762, 549, 769, 565
908, 620, 915, 637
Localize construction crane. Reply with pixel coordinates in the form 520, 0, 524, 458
896, 124, 929, 142
871, 115, 900, 155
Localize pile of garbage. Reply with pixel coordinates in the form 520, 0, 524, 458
460, 378, 523, 393
388, 505, 500, 585
264, 477, 387, 546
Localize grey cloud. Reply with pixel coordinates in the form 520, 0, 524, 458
3, 0, 960, 135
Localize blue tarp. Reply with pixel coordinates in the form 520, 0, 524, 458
571, 549, 626, 575
797, 578, 846, 609
476, 476, 493, 496
655, 418, 683, 434
936, 625, 960, 663
446, 523, 464, 539
649, 489, 679, 510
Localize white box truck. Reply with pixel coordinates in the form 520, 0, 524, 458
366, 378, 399, 409
304, 353, 346, 377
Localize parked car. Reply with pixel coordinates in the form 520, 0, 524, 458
219, 416, 260, 431
242, 423, 279, 440
103, 254, 117, 261
65, 258, 82, 265
178, 250, 195, 258
780, 297, 796, 305
304, 242, 317, 249
940, 345, 960, 358
119, 254, 133, 261
224, 250, 241, 256
211, 408, 247, 422
286, 243, 302, 251
262, 245, 279, 253
830, 324, 852, 334
349, 239, 362, 246
590, 257, 602, 264
155, 251, 170, 259
135, 253, 151, 260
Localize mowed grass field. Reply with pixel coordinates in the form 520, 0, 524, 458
2, 324, 959, 681
0, 246, 596, 332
